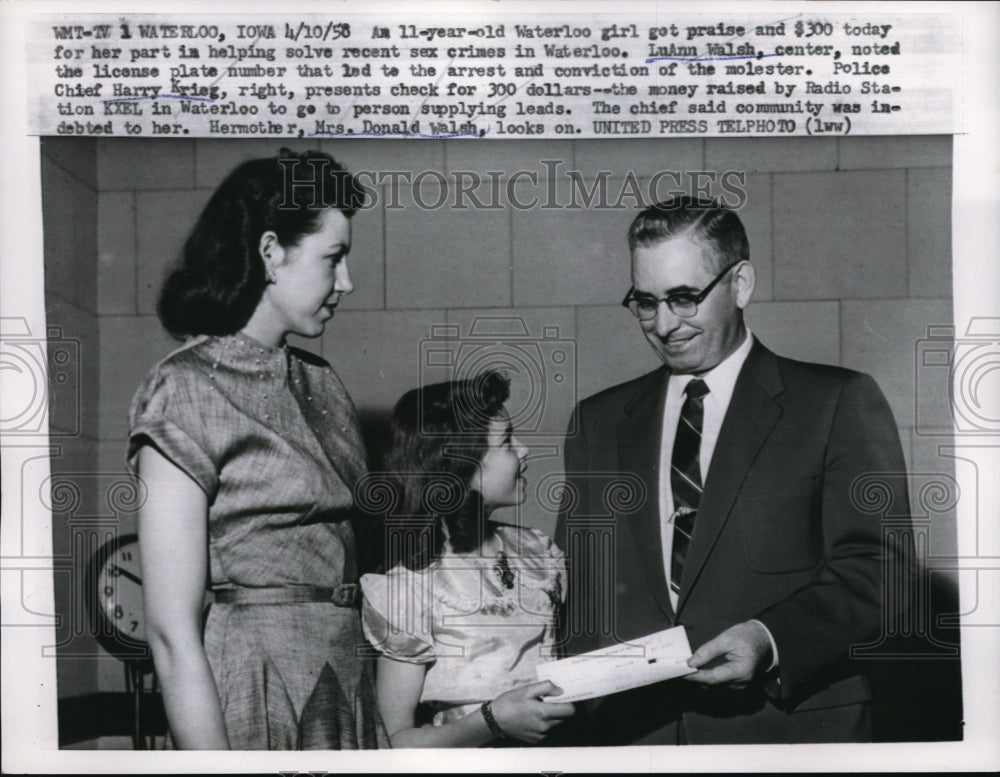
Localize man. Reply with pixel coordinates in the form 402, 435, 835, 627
557, 197, 911, 744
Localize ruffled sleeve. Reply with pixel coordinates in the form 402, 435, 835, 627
360, 568, 436, 664
543, 529, 568, 605
126, 359, 219, 499
516, 526, 567, 604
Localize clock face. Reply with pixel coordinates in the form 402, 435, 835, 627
96, 538, 147, 645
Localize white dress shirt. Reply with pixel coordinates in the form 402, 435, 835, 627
659, 330, 753, 596
658, 330, 779, 666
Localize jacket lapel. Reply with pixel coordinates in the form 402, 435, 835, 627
616, 367, 675, 621
676, 341, 784, 615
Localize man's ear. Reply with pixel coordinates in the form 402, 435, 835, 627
733, 261, 755, 310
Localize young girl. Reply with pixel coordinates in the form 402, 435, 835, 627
360, 371, 575, 746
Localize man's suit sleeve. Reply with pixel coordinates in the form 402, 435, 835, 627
554, 404, 582, 556
754, 372, 913, 703
555, 403, 600, 658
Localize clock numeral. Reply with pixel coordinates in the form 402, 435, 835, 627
130, 621, 139, 632
114, 605, 124, 619
104, 585, 113, 597
121, 551, 133, 562
108, 566, 121, 578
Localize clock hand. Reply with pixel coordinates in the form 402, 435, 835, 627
111, 565, 143, 585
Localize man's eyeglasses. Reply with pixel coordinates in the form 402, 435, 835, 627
622, 261, 741, 320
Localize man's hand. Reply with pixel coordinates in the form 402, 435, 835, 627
683, 620, 773, 687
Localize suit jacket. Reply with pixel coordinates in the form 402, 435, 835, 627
556, 339, 912, 745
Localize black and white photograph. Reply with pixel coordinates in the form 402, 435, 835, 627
1, 1, 997, 773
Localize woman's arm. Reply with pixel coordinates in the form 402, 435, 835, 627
137, 445, 230, 749
376, 656, 574, 748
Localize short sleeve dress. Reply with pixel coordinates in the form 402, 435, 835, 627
127, 332, 388, 750
360, 524, 565, 729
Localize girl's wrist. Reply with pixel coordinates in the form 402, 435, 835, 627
480, 700, 510, 740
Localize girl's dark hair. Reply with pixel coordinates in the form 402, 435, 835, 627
382, 371, 510, 570
157, 148, 366, 339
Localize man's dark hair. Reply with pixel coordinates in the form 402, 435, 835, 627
627, 196, 749, 272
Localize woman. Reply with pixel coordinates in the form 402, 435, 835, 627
360, 371, 576, 747
128, 149, 387, 749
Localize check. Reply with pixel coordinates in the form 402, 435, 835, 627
536, 625, 697, 703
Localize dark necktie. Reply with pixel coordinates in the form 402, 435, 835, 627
670, 378, 709, 596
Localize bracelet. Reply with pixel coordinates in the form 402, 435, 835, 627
480, 700, 509, 739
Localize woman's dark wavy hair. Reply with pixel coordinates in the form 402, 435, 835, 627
157, 148, 366, 339
382, 371, 510, 571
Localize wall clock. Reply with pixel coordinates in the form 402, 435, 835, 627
87, 532, 151, 664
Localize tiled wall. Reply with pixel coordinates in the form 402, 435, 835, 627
43, 135, 955, 701
41, 139, 103, 701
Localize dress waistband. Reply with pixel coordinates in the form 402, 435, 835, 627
212, 583, 359, 607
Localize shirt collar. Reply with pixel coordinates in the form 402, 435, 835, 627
669, 329, 755, 405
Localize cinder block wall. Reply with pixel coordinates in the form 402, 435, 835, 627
41, 139, 106, 701
44, 135, 955, 700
